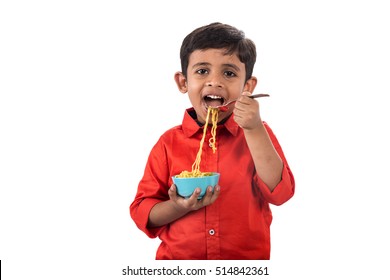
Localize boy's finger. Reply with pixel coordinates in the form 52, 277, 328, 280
203, 185, 220, 205
200, 186, 213, 204
168, 184, 178, 199
187, 187, 201, 203
210, 185, 221, 202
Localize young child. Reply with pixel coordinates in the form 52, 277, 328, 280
130, 22, 295, 260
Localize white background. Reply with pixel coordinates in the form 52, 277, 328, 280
1, 0, 389, 279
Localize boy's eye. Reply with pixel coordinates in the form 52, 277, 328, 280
224, 71, 236, 77
196, 69, 208, 75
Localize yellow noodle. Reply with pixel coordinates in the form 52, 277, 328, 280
208, 108, 218, 153
176, 107, 219, 178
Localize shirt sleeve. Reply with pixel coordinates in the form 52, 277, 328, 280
254, 122, 295, 206
130, 138, 170, 238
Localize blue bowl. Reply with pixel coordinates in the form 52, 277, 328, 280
172, 172, 220, 199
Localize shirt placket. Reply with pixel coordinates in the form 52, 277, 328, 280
203, 128, 220, 259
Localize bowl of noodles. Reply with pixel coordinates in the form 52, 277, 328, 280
172, 172, 220, 199
172, 107, 220, 199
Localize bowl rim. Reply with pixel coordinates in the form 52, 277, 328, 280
172, 172, 220, 180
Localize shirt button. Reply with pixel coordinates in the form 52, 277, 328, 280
209, 229, 215, 235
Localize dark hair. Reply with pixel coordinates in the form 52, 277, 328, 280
179, 22, 257, 81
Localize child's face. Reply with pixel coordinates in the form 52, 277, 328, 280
175, 48, 256, 124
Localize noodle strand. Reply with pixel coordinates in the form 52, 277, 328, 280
176, 107, 219, 178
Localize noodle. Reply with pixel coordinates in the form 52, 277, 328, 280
176, 107, 219, 178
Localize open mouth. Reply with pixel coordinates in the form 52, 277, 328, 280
203, 95, 225, 108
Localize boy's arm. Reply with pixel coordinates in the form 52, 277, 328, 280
148, 184, 220, 227
234, 94, 284, 192
243, 124, 283, 191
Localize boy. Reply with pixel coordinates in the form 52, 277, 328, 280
130, 22, 295, 260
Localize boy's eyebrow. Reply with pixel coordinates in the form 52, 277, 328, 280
191, 62, 241, 72
191, 62, 211, 69
222, 63, 241, 72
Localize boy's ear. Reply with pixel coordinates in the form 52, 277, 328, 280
174, 71, 188, 93
244, 76, 258, 93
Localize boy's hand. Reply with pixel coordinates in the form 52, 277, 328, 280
168, 184, 220, 211
233, 91, 262, 130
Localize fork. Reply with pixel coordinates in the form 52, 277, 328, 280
215, 93, 270, 111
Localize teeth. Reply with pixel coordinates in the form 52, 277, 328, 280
206, 95, 222, 99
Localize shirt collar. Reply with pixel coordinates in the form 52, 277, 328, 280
182, 107, 239, 137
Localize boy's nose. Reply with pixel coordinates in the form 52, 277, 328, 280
206, 80, 222, 88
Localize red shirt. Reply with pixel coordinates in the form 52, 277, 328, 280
130, 108, 295, 260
